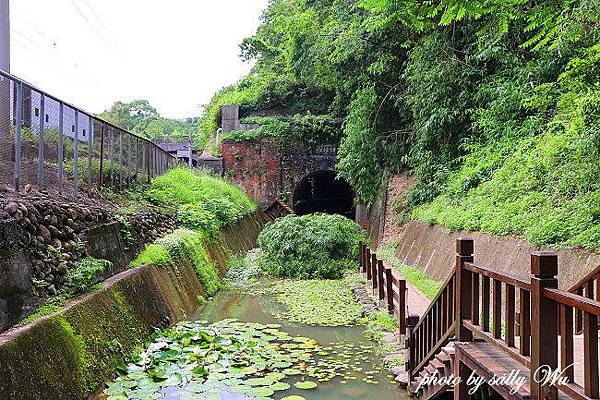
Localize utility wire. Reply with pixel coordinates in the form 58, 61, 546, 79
80, 0, 118, 48
12, 36, 73, 81
67, 0, 112, 50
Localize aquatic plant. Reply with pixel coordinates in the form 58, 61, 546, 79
267, 279, 364, 326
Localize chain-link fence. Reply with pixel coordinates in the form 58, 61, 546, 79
0, 69, 179, 196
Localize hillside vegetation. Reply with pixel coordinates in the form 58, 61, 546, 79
199, 0, 599, 250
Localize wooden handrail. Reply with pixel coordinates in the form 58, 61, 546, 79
398, 238, 600, 400
464, 262, 531, 291
411, 270, 456, 332
544, 288, 600, 315
262, 198, 293, 221
569, 263, 600, 294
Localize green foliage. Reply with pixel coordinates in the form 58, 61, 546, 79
199, 0, 600, 248
258, 213, 368, 279
19, 305, 63, 326
146, 167, 257, 234
176, 204, 220, 239
64, 258, 113, 295
99, 99, 198, 141
218, 114, 341, 151
378, 242, 442, 299
337, 86, 383, 204
414, 44, 600, 250
132, 229, 221, 295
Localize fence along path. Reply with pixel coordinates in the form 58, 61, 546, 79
359, 243, 409, 335
0, 69, 178, 196
398, 237, 600, 400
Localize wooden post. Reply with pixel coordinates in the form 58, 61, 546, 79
366, 248, 372, 281
359, 242, 364, 272
405, 314, 420, 383
371, 253, 378, 293
530, 251, 558, 400
455, 238, 474, 341
385, 267, 394, 313
377, 260, 385, 301
399, 279, 407, 334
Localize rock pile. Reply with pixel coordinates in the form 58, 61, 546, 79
2, 200, 111, 296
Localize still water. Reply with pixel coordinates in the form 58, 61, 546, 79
181, 288, 411, 400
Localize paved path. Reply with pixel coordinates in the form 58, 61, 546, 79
402, 278, 431, 318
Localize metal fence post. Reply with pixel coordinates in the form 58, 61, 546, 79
73, 111, 79, 194
118, 131, 123, 189
38, 93, 45, 190
109, 128, 115, 187
58, 102, 64, 192
87, 117, 93, 194
98, 124, 104, 189
14, 81, 22, 191
127, 134, 132, 186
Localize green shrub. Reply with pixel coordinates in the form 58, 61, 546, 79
257, 213, 368, 279
131, 229, 221, 295
63, 258, 113, 295
146, 167, 256, 232
176, 204, 220, 239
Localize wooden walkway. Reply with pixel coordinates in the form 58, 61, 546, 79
359, 241, 600, 400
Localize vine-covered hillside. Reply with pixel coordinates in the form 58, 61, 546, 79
199, 0, 600, 250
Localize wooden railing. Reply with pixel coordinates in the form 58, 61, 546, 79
359, 243, 407, 335
405, 267, 457, 382
454, 240, 600, 400
262, 198, 293, 221
569, 263, 600, 334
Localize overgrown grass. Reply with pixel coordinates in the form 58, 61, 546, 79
146, 167, 256, 238
131, 229, 221, 296
377, 241, 442, 300
364, 309, 399, 342
412, 46, 600, 251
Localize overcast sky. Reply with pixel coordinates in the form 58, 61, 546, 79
9, 0, 268, 119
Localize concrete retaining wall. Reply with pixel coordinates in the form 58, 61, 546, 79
394, 221, 600, 290
0, 212, 264, 400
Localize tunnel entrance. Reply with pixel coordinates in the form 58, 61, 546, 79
292, 170, 355, 218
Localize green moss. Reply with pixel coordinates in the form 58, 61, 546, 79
0, 316, 90, 399
131, 229, 222, 296
18, 305, 62, 326
131, 243, 174, 269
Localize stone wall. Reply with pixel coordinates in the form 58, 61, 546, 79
0, 212, 264, 400
0, 197, 176, 331
393, 220, 600, 290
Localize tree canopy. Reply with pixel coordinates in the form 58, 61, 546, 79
99, 99, 198, 142
199, 0, 600, 249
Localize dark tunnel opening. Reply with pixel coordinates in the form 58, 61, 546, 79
292, 170, 355, 219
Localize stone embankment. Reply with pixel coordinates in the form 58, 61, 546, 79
0, 196, 176, 331
0, 212, 264, 400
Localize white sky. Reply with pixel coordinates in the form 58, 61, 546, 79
9, 0, 268, 119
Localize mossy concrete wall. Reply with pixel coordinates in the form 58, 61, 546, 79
394, 220, 600, 290
0, 212, 264, 400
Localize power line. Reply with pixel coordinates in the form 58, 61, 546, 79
12, 28, 56, 58
67, 0, 112, 50
79, 0, 118, 48
12, 36, 72, 81
14, 14, 57, 48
